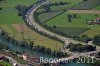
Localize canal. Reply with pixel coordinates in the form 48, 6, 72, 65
0, 37, 95, 66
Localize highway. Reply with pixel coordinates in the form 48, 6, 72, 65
25, 0, 100, 50
25, 0, 100, 64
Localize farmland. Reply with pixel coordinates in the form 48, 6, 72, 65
44, 12, 100, 37
0, 0, 100, 50
38, 11, 64, 23
93, 5, 100, 10
37, 0, 100, 38
37, 0, 83, 12
71, 0, 100, 10
0, 0, 63, 50
50, 0, 83, 11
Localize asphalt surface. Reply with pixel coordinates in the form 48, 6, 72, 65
26, 0, 100, 50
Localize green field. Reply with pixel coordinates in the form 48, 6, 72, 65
54, 27, 89, 36
93, 5, 100, 10
44, 12, 100, 37
36, 0, 100, 37
0, 61, 11, 66
0, 0, 64, 50
37, 0, 82, 12
38, 11, 64, 23
72, 0, 100, 10
50, 0, 83, 11
0, 0, 100, 50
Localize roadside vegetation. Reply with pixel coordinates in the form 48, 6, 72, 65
67, 43, 96, 52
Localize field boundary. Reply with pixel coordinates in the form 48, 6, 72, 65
68, 10, 100, 14
71, 0, 100, 10
38, 11, 66, 23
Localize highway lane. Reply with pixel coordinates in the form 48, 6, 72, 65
26, 0, 100, 50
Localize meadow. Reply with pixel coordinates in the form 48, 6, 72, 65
41, 12, 100, 37
72, 0, 100, 10
38, 11, 64, 23
0, 0, 64, 50
37, 0, 100, 37
50, 0, 83, 11
93, 5, 100, 10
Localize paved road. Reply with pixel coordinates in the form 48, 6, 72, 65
27, 0, 87, 46
26, 0, 100, 50
50, 50, 100, 63
68, 10, 100, 14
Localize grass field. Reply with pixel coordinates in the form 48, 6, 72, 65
37, 0, 82, 12
37, 0, 100, 37
50, 0, 83, 11
54, 27, 89, 36
0, 0, 63, 50
0, 61, 11, 66
93, 5, 100, 10
72, 0, 100, 10
44, 12, 100, 37
38, 11, 64, 23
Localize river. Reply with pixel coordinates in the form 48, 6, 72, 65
0, 37, 95, 66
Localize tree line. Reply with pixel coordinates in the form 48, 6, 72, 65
0, 29, 68, 58
67, 43, 96, 52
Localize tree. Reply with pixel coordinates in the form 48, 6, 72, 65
93, 35, 100, 46
29, 41, 34, 49
73, 14, 77, 18
67, 14, 72, 22
83, 0, 88, 1
46, 48, 51, 54
0, 0, 6, 2
0, 44, 9, 50
15, 5, 27, 16
68, 43, 96, 52
0, 8, 2, 10
53, 25, 57, 28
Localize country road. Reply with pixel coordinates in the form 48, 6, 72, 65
26, 0, 100, 50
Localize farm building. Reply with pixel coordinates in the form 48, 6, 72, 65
88, 17, 100, 25
95, 17, 100, 24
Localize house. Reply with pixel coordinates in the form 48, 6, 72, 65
22, 53, 30, 61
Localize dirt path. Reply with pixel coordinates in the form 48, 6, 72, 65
68, 10, 100, 14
